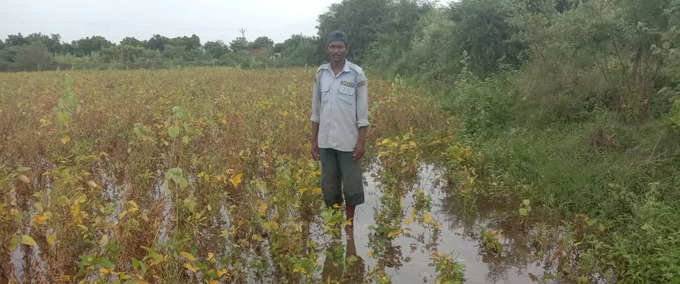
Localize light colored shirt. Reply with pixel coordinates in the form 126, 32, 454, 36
311, 60, 369, 152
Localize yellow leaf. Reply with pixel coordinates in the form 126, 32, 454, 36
59, 274, 71, 281
180, 251, 197, 262
423, 214, 433, 224
312, 187, 322, 194
33, 213, 49, 226
207, 252, 214, 261
217, 268, 228, 277
60, 136, 71, 144
47, 233, 56, 246
229, 173, 243, 188
99, 267, 110, 275
387, 228, 401, 238
20, 234, 37, 246
251, 234, 263, 241
210, 280, 218, 284
74, 194, 87, 204
367, 251, 374, 258
263, 221, 279, 231
184, 263, 198, 273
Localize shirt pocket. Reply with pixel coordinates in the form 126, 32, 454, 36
337, 85, 355, 105
321, 85, 331, 103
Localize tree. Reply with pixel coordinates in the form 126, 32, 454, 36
120, 36, 144, 47
274, 34, 320, 66
71, 36, 112, 56
13, 42, 53, 71
147, 34, 170, 51
204, 40, 229, 58
363, 0, 434, 69
448, 0, 524, 76
317, 0, 392, 63
5, 33, 28, 46
250, 36, 274, 50
162, 44, 186, 59
391, 9, 458, 80
0, 47, 17, 71
230, 37, 249, 52
171, 34, 201, 51
23, 33, 62, 54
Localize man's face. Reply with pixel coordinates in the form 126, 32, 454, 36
327, 40, 348, 63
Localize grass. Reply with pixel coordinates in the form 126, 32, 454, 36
433, 69, 680, 282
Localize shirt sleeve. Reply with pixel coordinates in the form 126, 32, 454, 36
310, 72, 321, 123
356, 72, 369, 128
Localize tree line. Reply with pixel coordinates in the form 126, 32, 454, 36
1, 0, 678, 86
0, 32, 321, 71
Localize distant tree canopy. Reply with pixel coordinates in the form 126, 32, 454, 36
120, 36, 144, 47
250, 36, 274, 51
229, 37, 249, 53
273, 34, 319, 66
70, 36, 113, 56
317, 0, 392, 63
204, 40, 229, 58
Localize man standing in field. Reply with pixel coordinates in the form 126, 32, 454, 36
310, 30, 369, 237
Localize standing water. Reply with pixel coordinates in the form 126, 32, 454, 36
342, 163, 546, 283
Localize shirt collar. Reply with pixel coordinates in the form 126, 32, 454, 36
323, 59, 351, 74
342, 59, 351, 73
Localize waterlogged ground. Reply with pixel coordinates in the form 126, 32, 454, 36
0, 68, 559, 283
352, 164, 545, 283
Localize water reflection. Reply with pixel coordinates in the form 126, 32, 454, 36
322, 229, 366, 283
352, 163, 546, 283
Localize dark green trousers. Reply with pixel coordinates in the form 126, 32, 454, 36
320, 148, 365, 207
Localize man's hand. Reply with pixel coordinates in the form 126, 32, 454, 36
311, 122, 320, 160
353, 126, 368, 161
311, 141, 320, 161
353, 141, 365, 161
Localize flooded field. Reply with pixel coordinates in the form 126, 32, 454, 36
353, 164, 545, 283
0, 68, 559, 283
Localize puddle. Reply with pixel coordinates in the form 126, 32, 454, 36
347, 163, 545, 283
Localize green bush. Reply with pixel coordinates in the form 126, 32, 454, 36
440, 75, 517, 136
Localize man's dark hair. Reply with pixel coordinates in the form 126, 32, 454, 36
327, 30, 348, 46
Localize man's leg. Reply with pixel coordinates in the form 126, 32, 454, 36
320, 148, 343, 207
337, 150, 364, 233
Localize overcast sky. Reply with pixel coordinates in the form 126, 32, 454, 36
0, 0, 347, 44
